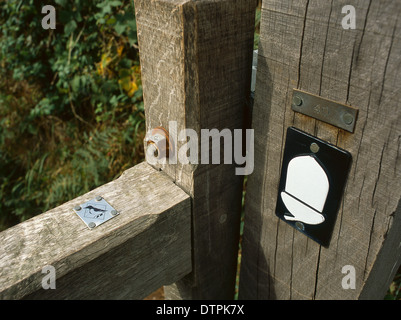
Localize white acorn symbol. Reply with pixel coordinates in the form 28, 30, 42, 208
281, 155, 329, 225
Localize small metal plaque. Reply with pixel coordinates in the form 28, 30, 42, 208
73, 196, 119, 229
291, 89, 358, 133
275, 127, 352, 247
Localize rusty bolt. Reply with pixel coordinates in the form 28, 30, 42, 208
144, 127, 173, 161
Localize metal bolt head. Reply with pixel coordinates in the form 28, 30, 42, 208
342, 113, 354, 125
144, 127, 171, 161
295, 221, 305, 231
95, 196, 102, 201
111, 210, 118, 216
219, 214, 227, 224
88, 222, 96, 229
310, 143, 320, 153
293, 95, 303, 107
74, 206, 82, 211
146, 143, 159, 159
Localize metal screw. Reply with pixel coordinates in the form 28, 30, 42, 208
111, 210, 118, 216
219, 214, 227, 224
342, 113, 354, 125
295, 221, 305, 231
310, 143, 320, 153
95, 196, 102, 201
74, 206, 81, 211
88, 222, 96, 229
293, 95, 303, 107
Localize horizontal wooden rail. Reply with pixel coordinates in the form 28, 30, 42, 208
0, 162, 191, 299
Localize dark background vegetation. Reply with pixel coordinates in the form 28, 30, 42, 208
0, 0, 145, 230
0, 0, 399, 300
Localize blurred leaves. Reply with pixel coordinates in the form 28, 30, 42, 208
254, 1, 261, 50
385, 267, 401, 300
0, 0, 145, 229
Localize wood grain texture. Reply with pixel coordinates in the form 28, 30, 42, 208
0, 162, 191, 300
135, 0, 257, 299
239, 0, 401, 300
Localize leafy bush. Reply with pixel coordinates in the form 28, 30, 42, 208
0, 0, 145, 230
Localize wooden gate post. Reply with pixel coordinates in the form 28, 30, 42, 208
239, 0, 401, 300
134, 0, 257, 299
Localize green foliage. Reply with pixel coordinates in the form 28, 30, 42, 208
385, 267, 401, 300
254, 0, 261, 50
0, 0, 145, 230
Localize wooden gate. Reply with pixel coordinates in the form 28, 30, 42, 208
0, 0, 400, 300
239, 0, 401, 300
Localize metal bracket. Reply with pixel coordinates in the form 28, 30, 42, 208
73, 196, 119, 230
291, 89, 358, 133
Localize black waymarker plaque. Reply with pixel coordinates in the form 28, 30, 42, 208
275, 127, 352, 247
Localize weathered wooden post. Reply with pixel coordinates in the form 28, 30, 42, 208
134, 0, 258, 299
239, 0, 401, 299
